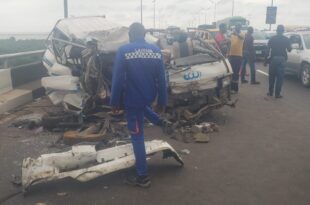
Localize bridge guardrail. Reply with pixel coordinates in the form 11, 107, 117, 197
0, 50, 45, 69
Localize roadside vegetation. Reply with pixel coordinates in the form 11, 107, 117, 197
0, 37, 46, 69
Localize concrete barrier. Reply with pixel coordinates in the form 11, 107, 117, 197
0, 60, 47, 114
0, 69, 12, 95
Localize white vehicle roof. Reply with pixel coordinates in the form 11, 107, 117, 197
52, 16, 158, 53
286, 31, 310, 35
56, 16, 120, 39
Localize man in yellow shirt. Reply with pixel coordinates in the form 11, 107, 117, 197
229, 23, 244, 92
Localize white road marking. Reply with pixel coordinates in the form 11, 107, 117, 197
257, 69, 269, 76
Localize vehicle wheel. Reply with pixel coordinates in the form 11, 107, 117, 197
301, 64, 310, 87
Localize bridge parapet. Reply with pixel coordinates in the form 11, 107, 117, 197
0, 50, 47, 114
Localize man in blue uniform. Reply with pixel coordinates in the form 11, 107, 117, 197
265, 25, 292, 98
110, 23, 167, 188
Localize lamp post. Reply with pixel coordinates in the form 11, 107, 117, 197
199, 8, 211, 25
64, 0, 68, 18
232, 0, 234, 16
158, 9, 162, 29
140, 0, 143, 24
199, 8, 210, 24
208, 0, 234, 21
207, 0, 217, 22
153, 0, 156, 29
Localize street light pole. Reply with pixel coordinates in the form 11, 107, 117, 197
204, 7, 211, 24
208, 0, 216, 22
214, 3, 217, 22
153, 0, 156, 29
232, 0, 234, 16
158, 9, 161, 29
140, 0, 143, 24
64, 0, 68, 18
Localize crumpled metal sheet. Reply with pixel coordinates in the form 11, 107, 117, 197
168, 61, 230, 95
54, 16, 158, 53
22, 140, 183, 191
56, 16, 121, 41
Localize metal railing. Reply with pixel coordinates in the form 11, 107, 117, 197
0, 49, 45, 69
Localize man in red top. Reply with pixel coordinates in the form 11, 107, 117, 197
241, 27, 260, 84
215, 23, 229, 56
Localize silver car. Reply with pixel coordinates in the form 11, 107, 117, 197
285, 31, 310, 87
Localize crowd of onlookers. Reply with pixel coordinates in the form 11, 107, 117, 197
214, 23, 292, 98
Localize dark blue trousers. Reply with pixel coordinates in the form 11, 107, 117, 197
126, 106, 160, 177
269, 56, 286, 97
229, 56, 243, 92
241, 51, 256, 83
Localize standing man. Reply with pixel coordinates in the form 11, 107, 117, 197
229, 23, 244, 92
241, 27, 260, 84
264, 25, 291, 98
215, 23, 230, 56
110, 23, 167, 188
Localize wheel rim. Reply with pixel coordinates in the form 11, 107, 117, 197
302, 67, 310, 85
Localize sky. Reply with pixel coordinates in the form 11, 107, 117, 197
0, 0, 309, 33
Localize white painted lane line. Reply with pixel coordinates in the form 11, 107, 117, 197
257, 69, 269, 76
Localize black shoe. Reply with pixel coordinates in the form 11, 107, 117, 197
267, 93, 273, 97
241, 79, 248, 84
275, 95, 283, 99
251, 81, 260, 85
124, 175, 151, 188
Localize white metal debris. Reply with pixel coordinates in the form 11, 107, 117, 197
22, 140, 183, 191
41, 75, 79, 91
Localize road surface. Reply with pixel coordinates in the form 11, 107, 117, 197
0, 62, 310, 205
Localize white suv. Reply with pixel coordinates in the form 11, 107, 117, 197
285, 31, 310, 87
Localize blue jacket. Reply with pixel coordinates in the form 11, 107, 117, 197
110, 39, 167, 109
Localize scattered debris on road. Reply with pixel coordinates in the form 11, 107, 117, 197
169, 122, 219, 144
10, 113, 44, 129
10, 174, 22, 186
194, 132, 210, 143
179, 149, 191, 155
57, 192, 68, 197
42, 112, 82, 131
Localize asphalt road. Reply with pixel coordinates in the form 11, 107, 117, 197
1, 62, 310, 205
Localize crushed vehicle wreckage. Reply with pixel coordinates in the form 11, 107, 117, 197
22, 140, 183, 192
41, 16, 236, 124
18, 17, 234, 193
42, 16, 159, 115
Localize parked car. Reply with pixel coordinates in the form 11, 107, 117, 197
264, 31, 276, 39
253, 30, 268, 59
166, 26, 181, 45
285, 31, 310, 87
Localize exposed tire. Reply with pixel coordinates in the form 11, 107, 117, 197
301, 64, 310, 87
